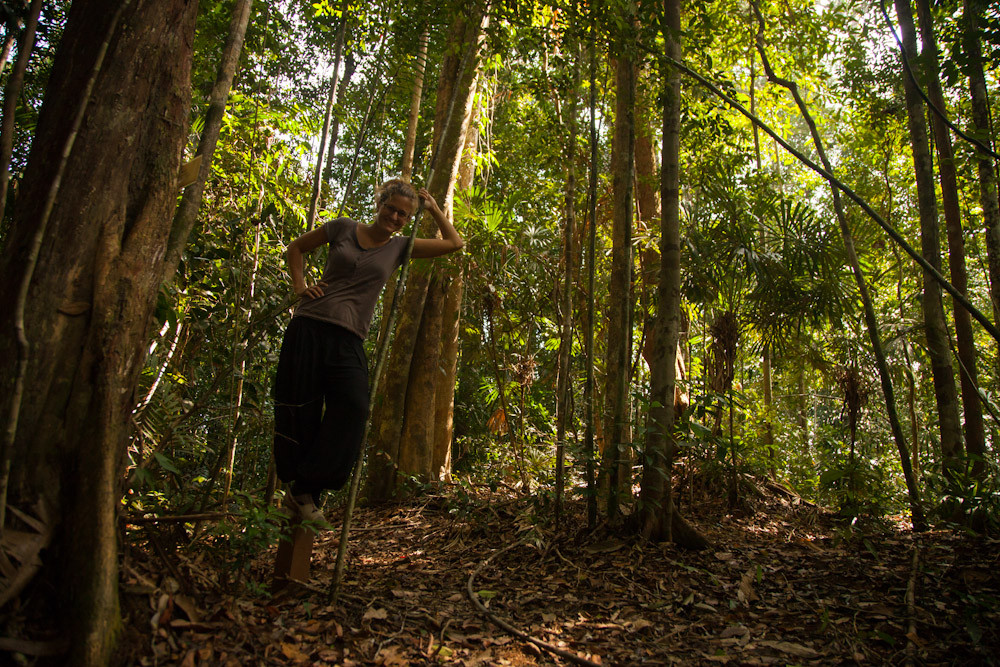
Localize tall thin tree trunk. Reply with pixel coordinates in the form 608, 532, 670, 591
0, 0, 41, 221
165, 0, 253, 281
307, 0, 349, 227
222, 208, 263, 506
0, 29, 15, 81
894, 0, 965, 477
320, 51, 356, 209
639, 0, 681, 541
401, 25, 430, 180
377, 39, 434, 356
600, 44, 636, 519
749, 42, 776, 479
556, 42, 579, 523
915, 0, 985, 478
751, 0, 925, 528
963, 0, 1000, 391
0, 0, 43, 529
584, 30, 599, 529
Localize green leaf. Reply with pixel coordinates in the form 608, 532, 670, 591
820, 469, 844, 485
154, 452, 182, 476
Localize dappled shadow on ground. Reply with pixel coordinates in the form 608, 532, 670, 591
121, 482, 999, 666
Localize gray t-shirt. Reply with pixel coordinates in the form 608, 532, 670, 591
293, 218, 409, 339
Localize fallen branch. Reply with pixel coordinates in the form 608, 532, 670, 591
466, 540, 603, 667
122, 512, 237, 525
0, 637, 68, 657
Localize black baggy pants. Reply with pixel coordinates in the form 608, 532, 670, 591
273, 316, 369, 496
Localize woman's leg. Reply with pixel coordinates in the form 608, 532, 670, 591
272, 317, 326, 484
294, 326, 369, 492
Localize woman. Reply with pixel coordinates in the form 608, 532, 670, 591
273, 178, 463, 522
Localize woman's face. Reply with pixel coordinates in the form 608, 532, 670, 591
376, 194, 415, 234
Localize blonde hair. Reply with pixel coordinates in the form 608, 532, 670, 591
375, 178, 417, 207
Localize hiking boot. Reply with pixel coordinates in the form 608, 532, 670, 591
282, 492, 327, 525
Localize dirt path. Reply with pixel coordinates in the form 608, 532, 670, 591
122, 489, 999, 665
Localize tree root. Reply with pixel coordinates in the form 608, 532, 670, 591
631, 508, 711, 549
467, 540, 603, 667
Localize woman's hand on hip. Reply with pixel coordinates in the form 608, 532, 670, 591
296, 281, 327, 300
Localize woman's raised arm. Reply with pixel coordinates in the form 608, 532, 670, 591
411, 188, 464, 259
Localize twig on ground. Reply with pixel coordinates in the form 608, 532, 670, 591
905, 547, 921, 666
554, 546, 583, 573
467, 540, 604, 667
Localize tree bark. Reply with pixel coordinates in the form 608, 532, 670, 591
915, 0, 985, 478
395, 79, 481, 485
0, 1, 198, 663
963, 0, 1000, 410
894, 0, 965, 476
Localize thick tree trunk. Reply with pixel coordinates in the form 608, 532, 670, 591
432, 265, 464, 479
599, 47, 636, 519
432, 117, 480, 481
915, 0, 985, 478
894, 0, 965, 476
365, 9, 484, 502
397, 286, 445, 480
397, 91, 481, 484
0, 1, 197, 664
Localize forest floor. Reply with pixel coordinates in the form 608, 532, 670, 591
120, 478, 1000, 666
